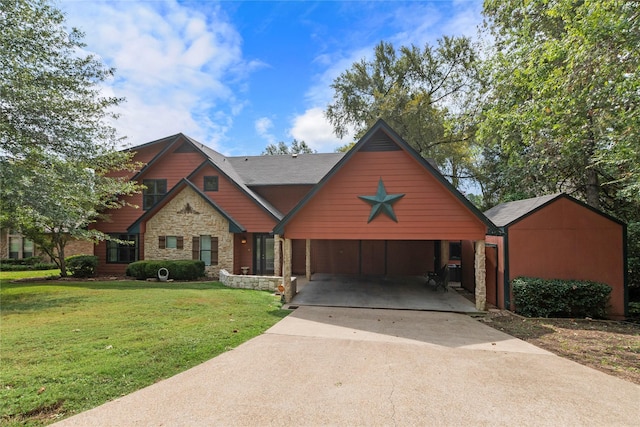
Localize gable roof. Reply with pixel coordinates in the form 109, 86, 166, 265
484, 193, 625, 228
128, 178, 245, 234
274, 119, 496, 235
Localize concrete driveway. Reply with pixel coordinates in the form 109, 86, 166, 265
55, 307, 639, 426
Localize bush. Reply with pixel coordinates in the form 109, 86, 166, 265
65, 255, 98, 278
125, 260, 205, 281
512, 277, 612, 319
0, 258, 56, 271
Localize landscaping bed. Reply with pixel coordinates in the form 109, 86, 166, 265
483, 310, 640, 385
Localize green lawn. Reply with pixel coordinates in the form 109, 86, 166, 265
0, 269, 61, 282
0, 280, 290, 426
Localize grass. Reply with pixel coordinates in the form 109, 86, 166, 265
0, 270, 61, 281
0, 280, 290, 426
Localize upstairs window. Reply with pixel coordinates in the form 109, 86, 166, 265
204, 176, 219, 192
143, 179, 167, 210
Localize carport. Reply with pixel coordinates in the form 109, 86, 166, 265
290, 274, 478, 313
273, 120, 494, 311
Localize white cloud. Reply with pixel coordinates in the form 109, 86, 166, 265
62, 0, 247, 148
289, 107, 350, 152
255, 117, 276, 145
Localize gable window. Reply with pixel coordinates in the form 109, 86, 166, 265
204, 176, 218, 192
192, 235, 218, 266
143, 179, 167, 210
158, 236, 183, 249
107, 234, 138, 263
8, 233, 34, 259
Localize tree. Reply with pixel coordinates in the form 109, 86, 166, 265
262, 139, 316, 155
325, 38, 482, 188
0, 0, 141, 276
478, 0, 640, 211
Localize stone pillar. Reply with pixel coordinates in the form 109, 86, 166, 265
474, 240, 486, 311
305, 239, 311, 281
283, 238, 296, 302
274, 234, 282, 276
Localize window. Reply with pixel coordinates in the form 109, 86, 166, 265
192, 235, 218, 266
158, 236, 183, 249
204, 176, 218, 192
8, 235, 34, 259
107, 234, 138, 263
143, 179, 167, 210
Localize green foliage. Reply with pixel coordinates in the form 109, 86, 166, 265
262, 139, 316, 155
478, 0, 640, 210
628, 222, 640, 300
0, 257, 56, 271
126, 260, 206, 281
0, 0, 143, 277
65, 255, 98, 278
325, 38, 482, 188
512, 277, 612, 319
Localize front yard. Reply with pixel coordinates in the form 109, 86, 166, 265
0, 280, 289, 426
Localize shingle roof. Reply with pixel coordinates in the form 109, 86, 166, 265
227, 153, 344, 185
483, 194, 561, 227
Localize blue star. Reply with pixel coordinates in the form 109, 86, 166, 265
358, 178, 405, 223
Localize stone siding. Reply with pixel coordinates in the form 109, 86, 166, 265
145, 186, 233, 278
219, 269, 296, 292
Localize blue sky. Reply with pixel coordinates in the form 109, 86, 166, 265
61, 0, 483, 155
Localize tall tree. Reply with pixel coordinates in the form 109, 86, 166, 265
325, 38, 482, 188
478, 0, 640, 212
0, 0, 141, 276
262, 139, 316, 155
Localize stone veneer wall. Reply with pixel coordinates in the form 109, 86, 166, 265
145, 186, 233, 278
219, 269, 296, 292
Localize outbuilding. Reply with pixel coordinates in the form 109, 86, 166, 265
477, 194, 627, 319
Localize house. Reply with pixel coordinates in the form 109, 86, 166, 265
1, 229, 93, 262
476, 194, 627, 319
95, 120, 493, 310
94, 120, 627, 318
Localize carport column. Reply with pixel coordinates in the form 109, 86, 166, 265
474, 240, 486, 311
440, 240, 449, 285
274, 234, 282, 276
283, 238, 296, 302
305, 239, 311, 281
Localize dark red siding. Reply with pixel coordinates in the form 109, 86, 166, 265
283, 151, 486, 240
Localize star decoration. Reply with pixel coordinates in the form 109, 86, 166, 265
358, 178, 405, 223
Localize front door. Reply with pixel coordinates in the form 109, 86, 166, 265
254, 234, 274, 275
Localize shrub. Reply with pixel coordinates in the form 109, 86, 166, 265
65, 255, 98, 278
125, 260, 205, 281
0, 259, 56, 271
512, 277, 612, 319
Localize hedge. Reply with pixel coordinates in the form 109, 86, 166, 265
0, 257, 56, 271
126, 260, 205, 281
65, 255, 98, 278
512, 277, 612, 319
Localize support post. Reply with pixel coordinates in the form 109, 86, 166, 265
474, 240, 486, 311
274, 234, 282, 276
305, 239, 311, 281
283, 238, 295, 302
440, 240, 450, 285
